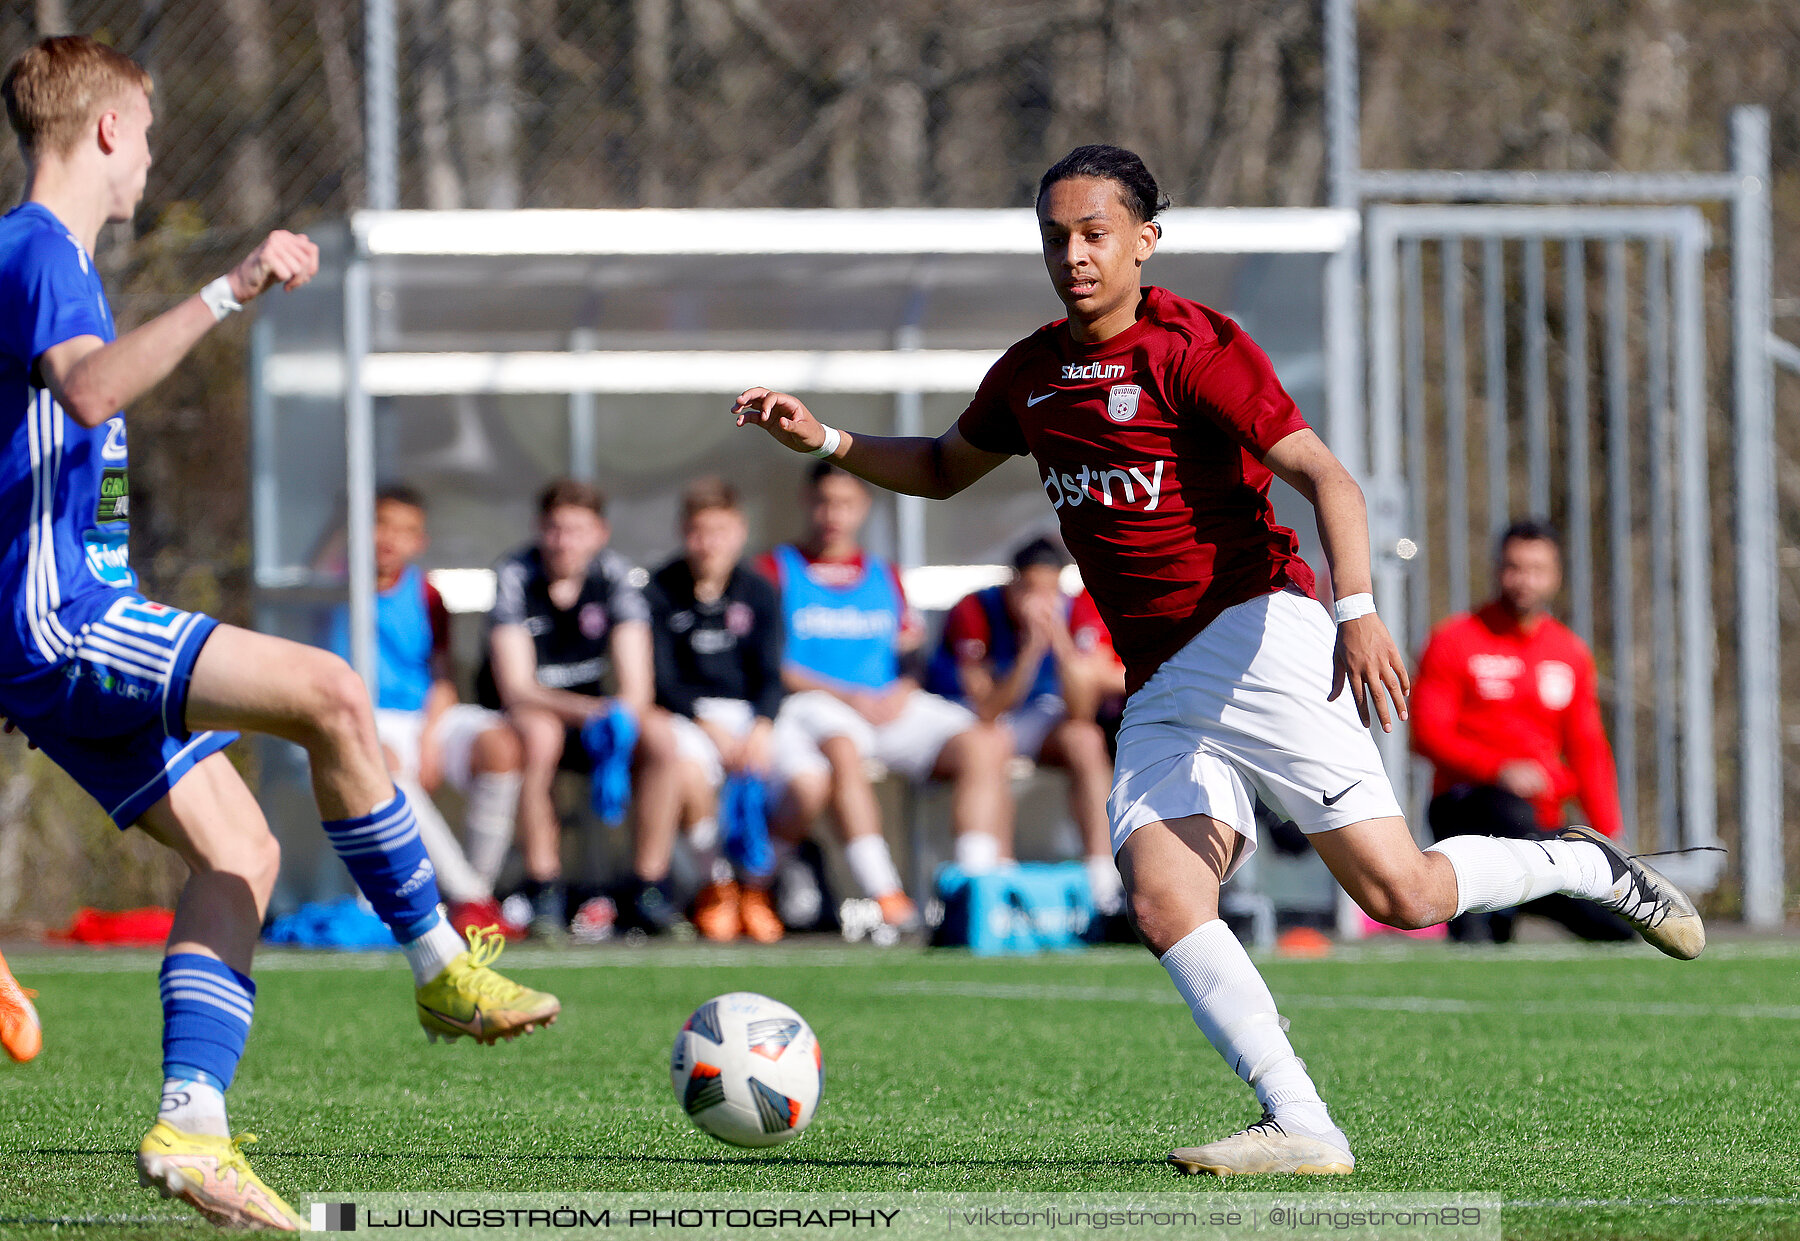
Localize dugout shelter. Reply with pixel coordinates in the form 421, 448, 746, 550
249, 207, 1360, 915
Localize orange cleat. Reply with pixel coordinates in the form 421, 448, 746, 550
691, 880, 742, 943
875, 891, 920, 929
737, 886, 785, 945
0, 948, 41, 1064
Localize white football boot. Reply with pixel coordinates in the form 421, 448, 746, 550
1559, 825, 1706, 960
1169, 1114, 1355, 1176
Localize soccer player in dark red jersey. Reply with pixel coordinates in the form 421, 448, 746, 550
734, 144, 1704, 1176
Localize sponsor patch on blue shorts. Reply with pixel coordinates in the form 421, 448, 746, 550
10, 594, 237, 826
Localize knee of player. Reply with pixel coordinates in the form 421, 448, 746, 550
514, 713, 569, 771
308, 654, 376, 744
1061, 718, 1109, 764
1364, 882, 1435, 930
198, 824, 281, 896
472, 723, 523, 774
1124, 885, 1187, 957
957, 720, 1013, 769
633, 708, 678, 764
819, 735, 865, 775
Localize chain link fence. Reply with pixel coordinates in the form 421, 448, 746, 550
0, 0, 1797, 923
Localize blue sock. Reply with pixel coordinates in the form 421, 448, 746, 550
160, 953, 254, 1090
321, 788, 443, 941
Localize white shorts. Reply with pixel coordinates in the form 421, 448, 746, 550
670, 697, 760, 788
1002, 694, 1067, 762
375, 703, 509, 792
1107, 589, 1402, 878
772, 688, 977, 784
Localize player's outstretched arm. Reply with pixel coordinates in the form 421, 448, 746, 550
1261, 428, 1411, 733
733, 387, 1009, 499
38, 230, 320, 428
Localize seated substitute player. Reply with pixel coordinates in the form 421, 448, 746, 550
926, 536, 1126, 914
322, 484, 525, 937
477, 478, 684, 937
1410, 519, 1633, 944
0, 36, 555, 1229
756, 461, 1014, 933
646, 477, 786, 943
736, 142, 1704, 1177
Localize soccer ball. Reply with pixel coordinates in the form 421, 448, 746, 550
670, 992, 823, 1148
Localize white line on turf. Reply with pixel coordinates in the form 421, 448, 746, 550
873, 980, 1800, 1021
1504, 1196, 1800, 1209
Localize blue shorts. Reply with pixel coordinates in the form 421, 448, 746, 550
5, 594, 237, 827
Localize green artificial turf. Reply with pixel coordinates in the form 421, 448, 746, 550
0, 937, 1795, 1240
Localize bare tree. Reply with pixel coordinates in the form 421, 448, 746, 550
479, 0, 521, 208
221, 0, 278, 228
314, 0, 365, 206
410, 0, 464, 208
633, 0, 671, 207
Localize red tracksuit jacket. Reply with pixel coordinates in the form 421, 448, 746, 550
1410, 602, 1624, 839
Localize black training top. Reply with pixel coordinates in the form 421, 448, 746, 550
476, 545, 650, 709
644, 558, 785, 721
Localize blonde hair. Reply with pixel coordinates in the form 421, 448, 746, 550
3, 36, 152, 159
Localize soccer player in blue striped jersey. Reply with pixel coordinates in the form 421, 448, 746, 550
0, 36, 558, 1230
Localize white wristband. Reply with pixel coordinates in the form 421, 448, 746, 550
806, 425, 842, 460
1333, 592, 1377, 623
200, 276, 242, 321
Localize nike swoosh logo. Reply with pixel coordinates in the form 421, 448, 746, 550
419, 1002, 485, 1036
1322, 781, 1360, 806
1026, 390, 1055, 406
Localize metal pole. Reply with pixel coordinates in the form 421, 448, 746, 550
1365, 211, 1410, 818
1322, 0, 1364, 480
1603, 241, 1637, 849
1523, 239, 1549, 516
1673, 218, 1718, 853
1564, 239, 1593, 645
1732, 106, 1783, 925
1483, 238, 1508, 549
1647, 239, 1677, 853
569, 328, 597, 483
1442, 240, 1470, 614
1325, 0, 1369, 940
344, 258, 378, 698
1324, 0, 1359, 210
365, 0, 399, 210
1402, 237, 1429, 654
249, 315, 278, 585
895, 286, 928, 569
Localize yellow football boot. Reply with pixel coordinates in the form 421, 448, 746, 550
416, 924, 561, 1044
136, 1122, 305, 1230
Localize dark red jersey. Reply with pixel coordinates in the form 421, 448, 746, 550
957, 286, 1315, 695
1411, 603, 1624, 838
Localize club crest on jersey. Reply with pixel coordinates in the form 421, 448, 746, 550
1106, 384, 1142, 423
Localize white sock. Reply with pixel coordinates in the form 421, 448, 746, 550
462, 772, 521, 887
953, 830, 1002, 875
159, 1076, 228, 1137
843, 834, 904, 899
402, 912, 466, 986
1425, 835, 1618, 915
396, 778, 488, 904
1160, 920, 1343, 1144
1085, 853, 1125, 915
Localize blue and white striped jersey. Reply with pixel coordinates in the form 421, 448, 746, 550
0, 203, 136, 713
